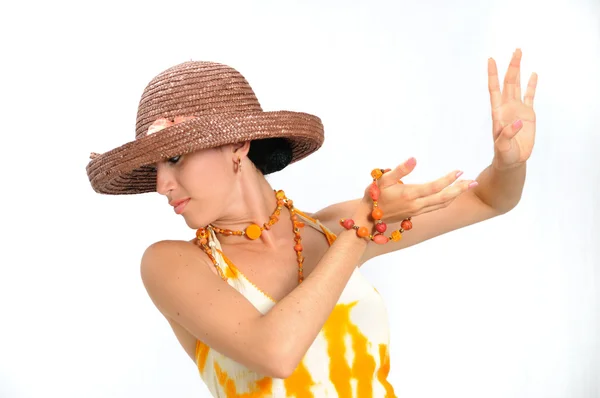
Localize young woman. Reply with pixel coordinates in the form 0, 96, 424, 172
86, 49, 537, 397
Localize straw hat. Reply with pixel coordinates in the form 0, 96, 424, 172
86, 61, 324, 195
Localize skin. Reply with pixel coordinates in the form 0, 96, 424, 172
140, 49, 537, 378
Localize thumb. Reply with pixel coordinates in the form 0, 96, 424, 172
495, 119, 523, 152
379, 157, 417, 188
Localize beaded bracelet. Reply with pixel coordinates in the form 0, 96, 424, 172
340, 168, 413, 244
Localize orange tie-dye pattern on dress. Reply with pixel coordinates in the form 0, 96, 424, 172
214, 362, 273, 397
195, 340, 210, 374
283, 360, 316, 397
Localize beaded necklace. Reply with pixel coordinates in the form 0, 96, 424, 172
194, 190, 306, 283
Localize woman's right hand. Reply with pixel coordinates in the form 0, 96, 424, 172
362, 157, 478, 224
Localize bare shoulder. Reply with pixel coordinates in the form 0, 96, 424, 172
139, 239, 211, 315
138, 238, 284, 376
141, 239, 205, 273
141, 239, 200, 264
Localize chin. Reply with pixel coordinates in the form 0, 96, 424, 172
181, 209, 210, 231
181, 215, 201, 231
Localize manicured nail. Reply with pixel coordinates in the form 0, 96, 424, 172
513, 119, 523, 130
405, 157, 416, 167
468, 181, 479, 189
455, 171, 464, 178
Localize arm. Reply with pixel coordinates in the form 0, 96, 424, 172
317, 48, 538, 264
315, 160, 525, 264
140, 200, 372, 379
472, 161, 526, 213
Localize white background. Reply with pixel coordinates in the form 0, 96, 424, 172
1, 0, 599, 397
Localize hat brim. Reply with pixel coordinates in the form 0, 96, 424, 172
86, 111, 324, 195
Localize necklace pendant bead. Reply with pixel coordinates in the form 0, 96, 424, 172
245, 224, 262, 240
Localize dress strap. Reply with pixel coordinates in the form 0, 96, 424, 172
204, 226, 231, 278
294, 209, 337, 246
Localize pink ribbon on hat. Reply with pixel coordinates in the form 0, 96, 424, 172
146, 115, 197, 135
89, 116, 197, 160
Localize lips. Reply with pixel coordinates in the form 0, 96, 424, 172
173, 198, 190, 214
169, 198, 190, 207
169, 197, 190, 215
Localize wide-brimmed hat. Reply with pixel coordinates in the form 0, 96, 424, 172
86, 61, 324, 195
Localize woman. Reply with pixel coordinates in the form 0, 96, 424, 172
86, 49, 537, 397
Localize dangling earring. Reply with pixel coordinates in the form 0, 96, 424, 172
236, 156, 242, 173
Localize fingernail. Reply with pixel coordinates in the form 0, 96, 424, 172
405, 157, 416, 167
468, 181, 479, 189
513, 119, 523, 130
455, 171, 464, 178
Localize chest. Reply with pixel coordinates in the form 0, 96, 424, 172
219, 225, 331, 302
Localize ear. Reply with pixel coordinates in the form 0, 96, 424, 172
231, 141, 251, 160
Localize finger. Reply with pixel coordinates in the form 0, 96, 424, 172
406, 169, 463, 200
515, 51, 522, 101
502, 49, 521, 103
494, 119, 523, 152
379, 157, 417, 188
488, 58, 502, 110
414, 179, 477, 212
524, 72, 538, 107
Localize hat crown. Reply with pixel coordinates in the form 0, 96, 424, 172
135, 61, 263, 139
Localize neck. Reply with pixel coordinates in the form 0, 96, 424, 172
210, 167, 292, 249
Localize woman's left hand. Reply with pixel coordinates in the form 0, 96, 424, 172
488, 49, 538, 170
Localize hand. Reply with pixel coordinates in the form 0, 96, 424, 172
362, 158, 478, 224
488, 49, 538, 170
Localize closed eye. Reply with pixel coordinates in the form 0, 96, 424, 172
167, 155, 181, 164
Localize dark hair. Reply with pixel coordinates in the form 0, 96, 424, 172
247, 138, 293, 174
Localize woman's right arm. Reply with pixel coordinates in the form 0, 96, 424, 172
140, 200, 373, 379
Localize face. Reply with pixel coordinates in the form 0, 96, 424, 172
155, 146, 237, 229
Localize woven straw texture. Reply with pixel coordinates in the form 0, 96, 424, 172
86, 61, 324, 195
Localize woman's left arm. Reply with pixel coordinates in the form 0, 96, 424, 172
315, 49, 538, 264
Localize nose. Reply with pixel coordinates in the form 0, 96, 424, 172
155, 163, 176, 196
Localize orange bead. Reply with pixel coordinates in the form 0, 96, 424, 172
357, 226, 370, 238
371, 208, 383, 220
295, 222, 305, 228
294, 243, 303, 252
196, 228, 207, 239
276, 190, 286, 199
391, 230, 402, 241
245, 224, 262, 240
371, 169, 383, 180
401, 219, 413, 230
